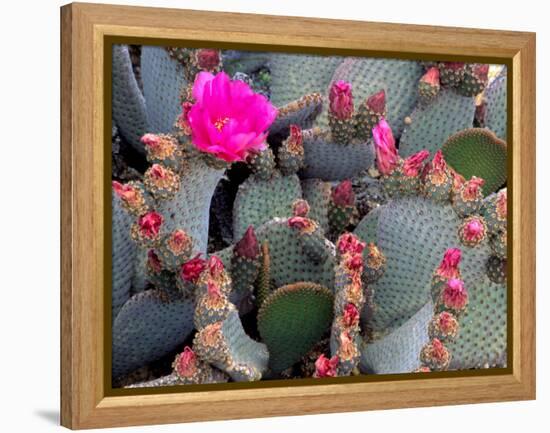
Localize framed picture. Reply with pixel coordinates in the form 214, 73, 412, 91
60, 3, 535, 429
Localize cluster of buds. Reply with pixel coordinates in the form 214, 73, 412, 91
372, 119, 431, 197
326, 233, 369, 377
326, 80, 387, 144
419, 248, 469, 371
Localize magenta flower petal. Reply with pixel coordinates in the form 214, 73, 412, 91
186, 72, 277, 163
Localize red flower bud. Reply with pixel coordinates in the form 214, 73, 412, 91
329, 80, 354, 120
403, 150, 430, 177
421, 67, 440, 86
366, 89, 386, 114
332, 180, 355, 207
442, 278, 468, 311
314, 354, 339, 378
137, 212, 163, 239
435, 248, 462, 279
342, 303, 360, 327
337, 233, 366, 256
181, 254, 207, 283
234, 226, 260, 260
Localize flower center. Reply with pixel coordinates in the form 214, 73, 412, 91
214, 117, 229, 132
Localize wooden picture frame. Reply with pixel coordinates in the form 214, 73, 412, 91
61, 2, 536, 429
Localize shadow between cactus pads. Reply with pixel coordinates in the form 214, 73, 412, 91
257, 282, 334, 373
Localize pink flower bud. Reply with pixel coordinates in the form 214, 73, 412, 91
138, 212, 163, 239
150, 164, 168, 179
140, 133, 178, 160
436, 248, 462, 279
174, 346, 197, 379
140, 133, 160, 149
345, 253, 364, 272
181, 254, 207, 283
177, 101, 194, 134
428, 338, 449, 363
366, 89, 386, 114
288, 124, 303, 148
196, 49, 220, 70
496, 189, 507, 220
332, 180, 355, 207
462, 176, 485, 200
234, 226, 260, 260
373, 119, 398, 175
436, 311, 459, 336
288, 216, 316, 233
421, 67, 440, 86
292, 199, 310, 217
343, 303, 360, 327
337, 233, 366, 256
432, 150, 448, 173
314, 354, 339, 378
442, 278, 468, 311
329, 80, 354, 120
473, 64, 489, 81
147, 249, 163, 273
207, 256, 225, 279
403, 150, 430, 177
113, 181, 139, 207
460, 217, 487, 245
167, 229, 192, 256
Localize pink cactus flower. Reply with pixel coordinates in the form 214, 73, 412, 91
372, 118, 399, 175
174, 347, 197, 378
403, 150, 430, 177
195, 49, 220, 70
235, 226, 260, 259
147, 249, 163, 274
187, 71, 277, 162
337, 233, 366, 256
461, 217, 486, 244
421, 67, 440, 86
112, 181, 139, 206
181, 254, 207, 283
462, 176, 485, 200
292, 199, 310, 217
442, 278, 469, 311
332, 180, 355, 207
329, 80, 354, 120
436, 248, 462, 279
314, 354, 339, 378
343, 303, 360, 327
137, 212, 163, 239
366, 89, 386, 113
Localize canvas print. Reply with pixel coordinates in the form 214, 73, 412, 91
110, 45, 508, 388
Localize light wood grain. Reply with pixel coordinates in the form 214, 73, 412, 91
60, 2, 536, 429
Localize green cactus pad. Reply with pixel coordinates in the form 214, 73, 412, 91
301, 128, 375, 181
324, 57, 423, 137
359, 302, 432, 374
158, 157, 225, 253
112, 288, 195, 379
354, 205, 383, 244
448, 276, 507, 369
484, 69, 507, 141
141, 46, 187, 134
301, 179, 331, 233
112, 45, 149, 151
399, 89, 476, 157
366, 197, 490, 334
442, 128, 507, 195
233, 174, 302, 240
270, 93, 323, 135
112, 194, 136, 318
255, 218, 337, 289
268, 53, 342, 108
258, 282, 334, 373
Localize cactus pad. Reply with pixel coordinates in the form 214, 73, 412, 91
442, 128, 507, 195
258, 282, 334, 372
